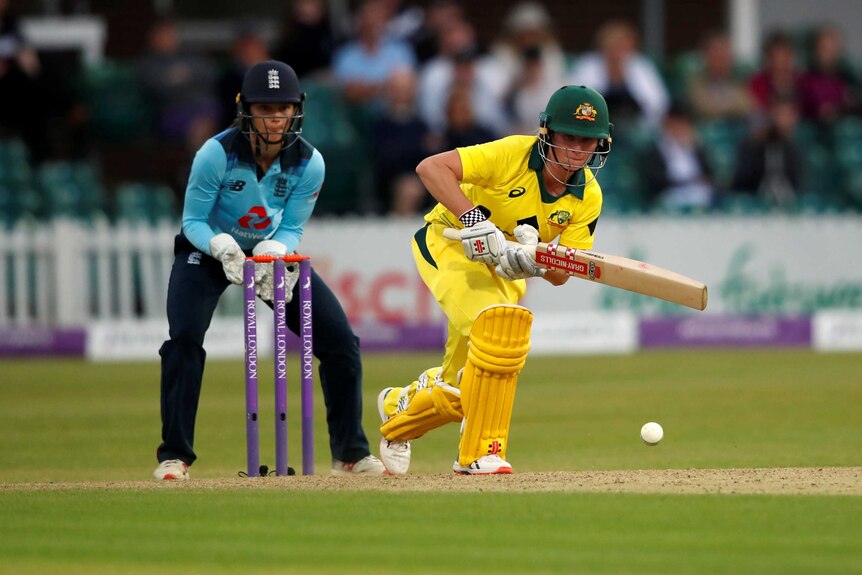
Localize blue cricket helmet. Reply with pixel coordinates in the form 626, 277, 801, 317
240, 60, 303, 106
236, 60, 305, 149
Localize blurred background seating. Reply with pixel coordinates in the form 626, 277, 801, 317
0, 0, 860, 227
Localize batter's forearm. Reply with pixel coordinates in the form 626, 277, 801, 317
416, 152, 474, 219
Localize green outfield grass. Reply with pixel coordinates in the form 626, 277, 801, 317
1, 351, 860, 480
2, 490, 861, 575
1, 350, 861, 574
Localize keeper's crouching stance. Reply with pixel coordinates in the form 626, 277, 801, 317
377, 85, 612, 475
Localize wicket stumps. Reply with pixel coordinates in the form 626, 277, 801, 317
242, 255, 314, 477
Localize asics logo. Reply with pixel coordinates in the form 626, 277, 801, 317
508, 187, 526, 198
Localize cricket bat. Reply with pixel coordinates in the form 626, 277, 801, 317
442, 228, 708, 311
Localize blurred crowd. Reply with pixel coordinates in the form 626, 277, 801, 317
1, 0, 862, 224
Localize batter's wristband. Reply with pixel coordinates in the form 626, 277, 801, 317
459, 207, 487, 228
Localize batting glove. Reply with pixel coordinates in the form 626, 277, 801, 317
496, 225, 545, 280
455, 209, 507, 265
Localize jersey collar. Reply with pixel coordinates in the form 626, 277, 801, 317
236, 132, 256, 168
235, 129, 300, 175
528, 143, 585, 201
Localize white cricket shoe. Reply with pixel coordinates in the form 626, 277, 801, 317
331, 455, 386, 476
377, 387, 411, 475
379, 437, 411, 476
453, 455, 513, 475
153, 459, 190, 481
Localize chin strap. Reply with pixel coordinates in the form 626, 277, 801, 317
254, 135, 263, 158
537, 137, 597, 189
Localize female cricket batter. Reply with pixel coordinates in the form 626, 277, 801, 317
378, 85, 613, 475
153, 60, 384, 480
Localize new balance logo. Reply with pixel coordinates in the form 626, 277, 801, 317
224, 180, 246, 192
187, 251, 202, 265
268, 69, 280, 89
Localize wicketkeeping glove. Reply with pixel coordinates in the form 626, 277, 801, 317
252, 240, 297, 303
455, 214, 507, 266
209, 233, 245, 285
495, 224, 546, 280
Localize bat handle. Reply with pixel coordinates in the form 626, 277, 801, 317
442, 228, 461, 240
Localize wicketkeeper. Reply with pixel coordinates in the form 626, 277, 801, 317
153, 60, 384, 480
378, 86, 613, 475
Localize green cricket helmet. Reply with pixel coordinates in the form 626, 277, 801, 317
538, 85, 613, 184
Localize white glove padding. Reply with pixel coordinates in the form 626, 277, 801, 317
209, 233, 245, 285
251, 240, 292, 303
457, 220, 507, 265
495, 225, 545, 280
255, 263, 299, 304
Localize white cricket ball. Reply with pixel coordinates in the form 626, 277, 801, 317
640, 422, 663, 446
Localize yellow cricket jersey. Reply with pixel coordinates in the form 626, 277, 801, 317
424, 135, 603, 249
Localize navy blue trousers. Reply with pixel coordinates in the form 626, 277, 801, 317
157, 234, 371, 466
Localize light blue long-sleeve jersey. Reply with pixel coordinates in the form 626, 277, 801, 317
182, 128, 324, 255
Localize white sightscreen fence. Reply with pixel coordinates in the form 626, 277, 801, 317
2, 215, 862, 326
0, 220, 248, 326
1, 220, 174, 325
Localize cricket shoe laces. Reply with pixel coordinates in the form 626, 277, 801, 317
331, 455, 386, 476
453, 454, 512, 475
153, 459, 190, 481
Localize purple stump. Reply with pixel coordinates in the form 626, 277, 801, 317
299, 258, 314, 475
243, 259, 260, 477
273, 259, 289, 476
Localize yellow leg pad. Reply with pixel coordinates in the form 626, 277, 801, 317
380, 384, 463, 441
458, 305, 532, 467
380, 367, 444, 421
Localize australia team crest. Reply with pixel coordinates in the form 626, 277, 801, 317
547, 210, 571, 229
574, 103, 597, 122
